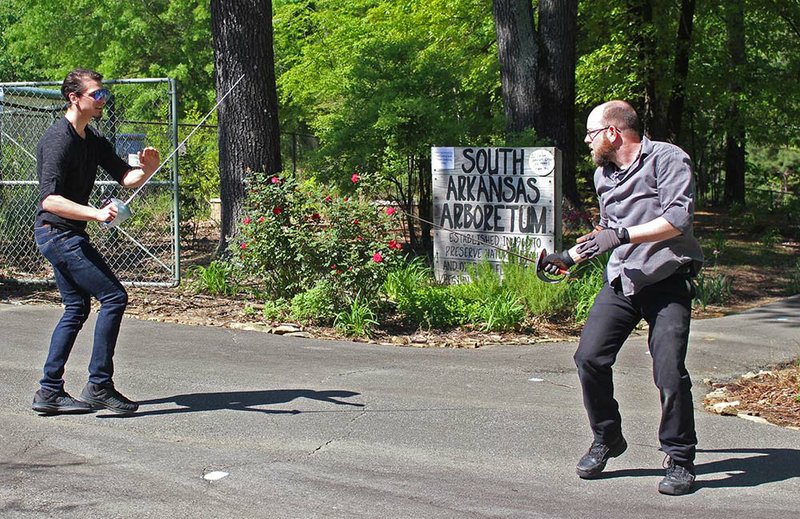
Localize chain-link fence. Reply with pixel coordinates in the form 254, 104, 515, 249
0, 78, 179, 286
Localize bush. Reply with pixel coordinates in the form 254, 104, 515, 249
290, 279, 340, 324
334, 294, 379, 338
188, 260, 238, 296
693, 271, 733, 309
232, 171, 404, 308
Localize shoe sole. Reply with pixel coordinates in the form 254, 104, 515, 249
576, 440, 628, 479
32, 403, 95, 415
78, 396, 139, 415
658, 483, 693, 496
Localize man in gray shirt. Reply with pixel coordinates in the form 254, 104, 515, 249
541, 100, 704, 495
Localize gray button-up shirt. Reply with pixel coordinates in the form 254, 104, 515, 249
594, 136, 704, 295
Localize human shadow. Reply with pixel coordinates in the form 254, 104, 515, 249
98, 389, 364, 418
598, 447, 800, 492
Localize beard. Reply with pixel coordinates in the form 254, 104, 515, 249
591, 134, 615, 167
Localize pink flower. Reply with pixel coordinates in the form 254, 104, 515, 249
240, 242, 248, 250
273, 206, 283, 215
258, 216, 265, 223
372, 252, 383, 263
351, 173, 360, 183
242, 216, 251, 225
386, 207, 396, 216
324, 195, 332, 203
330, 264, 337, 270
271, 176, 280, 184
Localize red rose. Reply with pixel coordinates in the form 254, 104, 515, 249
273, 206, 283, 215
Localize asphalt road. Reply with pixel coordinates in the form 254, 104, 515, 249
1, 296, 799, 518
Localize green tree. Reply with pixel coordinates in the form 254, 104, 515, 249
275, 0, 501, 252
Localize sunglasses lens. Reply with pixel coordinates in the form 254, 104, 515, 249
91, 88, 110, 101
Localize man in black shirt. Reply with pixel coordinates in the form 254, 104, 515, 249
32, 68, 160, 415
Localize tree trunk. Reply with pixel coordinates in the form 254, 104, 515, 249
416, 156, 433, 257
628, 0, 664, 139
492, 0, 538, 133
534, 0, 579, 206
666, 0, 695, 144
211, 0, 282, 254
724, 0, 746, 206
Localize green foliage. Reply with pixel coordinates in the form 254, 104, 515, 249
334, 294, 379, 338
188, 260, 237, 296
787, 259, 800, 296
261, 299, 290, 322
2, 0, 213, 113
568, 257, 607, 323
274, 0, 501, 191
693, 271, 734, 309
233, 171, 405, 310
383, 255, 605, 332
290, 279, 339, 324
760, 228, 782, 249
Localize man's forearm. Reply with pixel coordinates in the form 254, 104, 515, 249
41, 195, 102, 221
627, 217, 681, 244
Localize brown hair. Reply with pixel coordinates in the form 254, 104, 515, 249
60, 68, 103, 102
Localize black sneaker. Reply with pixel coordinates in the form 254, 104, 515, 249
79, 383, 139, 414
658, 456, 695, 495
32, 388, 95, 415
576, 435, 628, 478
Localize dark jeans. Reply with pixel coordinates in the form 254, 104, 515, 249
34, 226, 128, 393
574, 272, 697, 465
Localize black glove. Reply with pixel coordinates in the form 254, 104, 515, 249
541, 249, 575, 275
575, 228, 629, 260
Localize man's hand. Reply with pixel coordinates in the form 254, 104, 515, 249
96, 201, 118, 223
540, 249, 575, 275
138, 147, 161, 175
576, 228, 629, 260
576, 225, 604, 244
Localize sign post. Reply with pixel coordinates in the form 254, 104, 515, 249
431, 146, 562, 283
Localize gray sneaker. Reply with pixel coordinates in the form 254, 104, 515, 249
658, 456, 695, 495
79, 383, 139, 414
32, 388, 94, 415
576, 435, 628, 478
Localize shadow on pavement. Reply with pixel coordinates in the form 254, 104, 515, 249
99, 389, 364, 418
596, 447, 800, 490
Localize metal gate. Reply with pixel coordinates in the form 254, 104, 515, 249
0, 78, 180, 286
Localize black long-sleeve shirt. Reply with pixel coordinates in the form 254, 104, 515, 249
35, 117, 131, 233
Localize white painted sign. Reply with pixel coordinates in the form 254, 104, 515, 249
431, 146, 562, 283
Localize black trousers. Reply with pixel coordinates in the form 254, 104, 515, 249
574, 272, 697, 465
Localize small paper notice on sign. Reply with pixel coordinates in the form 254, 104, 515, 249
431, 147, 455, 171
528, 149, 555, 175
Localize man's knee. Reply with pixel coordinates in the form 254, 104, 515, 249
100, 286, 128, 311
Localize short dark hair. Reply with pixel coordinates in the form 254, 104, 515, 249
61, 68, 103, 101
602, 100, 641, 135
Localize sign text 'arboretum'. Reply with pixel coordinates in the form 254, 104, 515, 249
432, 147, 562, 283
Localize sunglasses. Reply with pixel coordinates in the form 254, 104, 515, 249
83, 88, 111, 102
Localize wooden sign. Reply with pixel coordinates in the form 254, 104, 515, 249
431, 146, 562, 283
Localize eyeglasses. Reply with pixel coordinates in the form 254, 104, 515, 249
83, 88, 111, 102
585, 126, 610, 142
